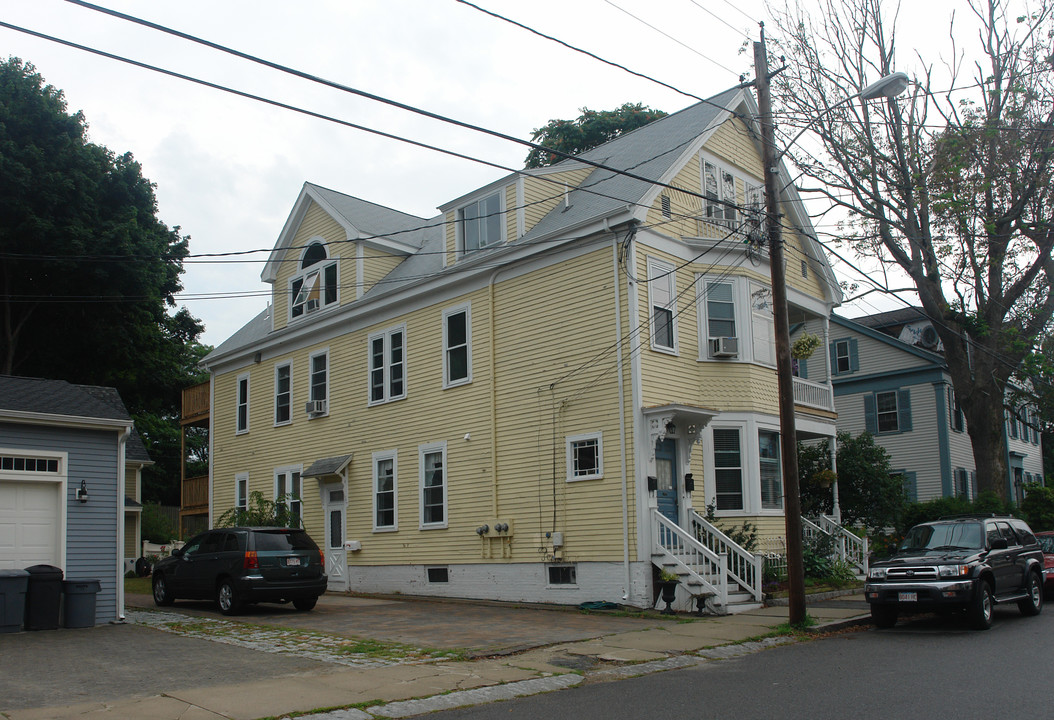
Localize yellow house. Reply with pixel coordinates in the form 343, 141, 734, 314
203, 87, 845, 612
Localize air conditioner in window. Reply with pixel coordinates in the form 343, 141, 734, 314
305, 399, 327, 415
710, 336, 739, 358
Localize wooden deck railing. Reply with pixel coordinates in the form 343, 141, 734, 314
181, 382, 210, 422
182, 475, 209, 510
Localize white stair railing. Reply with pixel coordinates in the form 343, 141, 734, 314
816, 516, 869, 574
688, 510, 764, 601
651, 510, 728, 609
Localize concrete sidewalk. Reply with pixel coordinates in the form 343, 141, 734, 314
0, 591, 870, 720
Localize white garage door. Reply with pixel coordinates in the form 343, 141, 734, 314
0, 481, 62, 570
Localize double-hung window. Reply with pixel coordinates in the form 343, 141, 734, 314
274, 363, 292, 425
373, 451, 397, 531
419, 443, 446, 528
290, 241, 338, 320
702, 160, 738, 224
831, 338, 859, 375
458, 192, 502, 254
865, 389, 911, 434
369, 326, 406, 404
950, 390, 965, 432
236, 373, 250, 434
235, 472, 248, 512
713, 428, 744, 511
876, 391, 900, 432
759, 430, 782, 509
443, 306, 471, 387
275, 467, 302, 526
648, 258, 676, 352
308, 350, 328, 415
705, 280, 737, 354
750, 283, 773, 365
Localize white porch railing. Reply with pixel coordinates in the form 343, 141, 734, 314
792, 377, 834, 411
816, 516, 869, 574
689, 510, 764, 601
651, 510, 728, 609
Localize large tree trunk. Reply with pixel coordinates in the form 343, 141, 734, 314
962, 389, 1010, 501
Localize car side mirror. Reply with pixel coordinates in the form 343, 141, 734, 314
172, 547, 186, 558
990, 537, 1008, 550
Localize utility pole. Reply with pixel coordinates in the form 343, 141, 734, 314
753, 26, 806, 626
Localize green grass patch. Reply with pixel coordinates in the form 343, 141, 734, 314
124, 576, 152, 595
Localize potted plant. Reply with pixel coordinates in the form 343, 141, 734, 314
657, 568, 680, 614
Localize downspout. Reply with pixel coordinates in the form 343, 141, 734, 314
116, 424, 131, 622
612, 227, 631, 600
488, 266, 509, 518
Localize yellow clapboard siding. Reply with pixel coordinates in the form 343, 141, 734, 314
271, 201, 352, 332
521, 168, 593, 235
361, 248, 404, 297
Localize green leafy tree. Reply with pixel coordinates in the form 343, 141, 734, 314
1020, 483, 1054, 531
798, 432, 907, 535
216, 491, 302, 529
524, 103, 667, 168
770, 0, 1054, 500
0, 58, 207, 502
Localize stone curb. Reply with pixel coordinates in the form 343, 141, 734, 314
369, 674, 584, 718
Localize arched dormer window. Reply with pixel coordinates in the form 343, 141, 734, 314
290, 240, 338, 320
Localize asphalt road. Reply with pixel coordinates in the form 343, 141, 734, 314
423, 602, 1051, 720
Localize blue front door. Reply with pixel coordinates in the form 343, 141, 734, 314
655, 439, 679, 523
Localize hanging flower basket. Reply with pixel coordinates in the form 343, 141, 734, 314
792, 332, 822, 360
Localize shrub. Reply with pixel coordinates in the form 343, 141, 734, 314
141, 501, 177, 544
1021, 483, 1054, 531
216, 491, 302, 528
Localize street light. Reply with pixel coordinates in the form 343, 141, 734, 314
753, 31, 909, 625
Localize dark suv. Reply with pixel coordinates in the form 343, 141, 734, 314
866, 515, 1044, 629
152, 527, 327, 615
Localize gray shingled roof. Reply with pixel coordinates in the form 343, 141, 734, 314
303, 454, 353, 478
0, 375, 152, 463
209, 89, 747, 361
852, 307, 929, 329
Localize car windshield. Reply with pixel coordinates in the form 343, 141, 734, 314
254, 530, 317, 552
900, 522, 983, 551
1039, 536, 1054, 554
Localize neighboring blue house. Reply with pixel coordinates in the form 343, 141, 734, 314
826, 309, 1044, 503
0, 375, 150, 624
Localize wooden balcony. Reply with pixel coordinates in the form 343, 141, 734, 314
181, 381, 210, 426
181, 475, 209, 513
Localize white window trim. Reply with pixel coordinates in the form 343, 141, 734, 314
758, 427, 783, 512
372, 450, 398, 532
456, 190, 506, 257
308, 348, 330, 418
273, 465, 303, 523
708, 423, 747, 516
647, 257, 678, 355
697, 275, 743, 361
835, 340, 852, 374
368, 324, 407, 405
235, 472, 249, 512
418, 442, 448, 529
274, 361, 293, 427
442, 304, 472, 389
287, 239, 339, 322
235, 372, 250, 435
700, 157, 741, 227
876, 390, 900, 433
749, 281, 775, 368
566, 432, 604, 482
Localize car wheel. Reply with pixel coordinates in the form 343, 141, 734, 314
870, 604, 898, 629
292, 596, 318, 611
968, 581, 994, 630
217, 579, 243, 616
1018, 571, 1043, 616
152, 573, 174, 606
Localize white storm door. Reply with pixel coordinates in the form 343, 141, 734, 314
324, 485, 347, 591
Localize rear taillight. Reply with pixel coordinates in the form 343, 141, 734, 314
319, 549, 324, 568
244, 550, 259, 570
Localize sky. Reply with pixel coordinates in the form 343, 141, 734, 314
2, 0, 972, 347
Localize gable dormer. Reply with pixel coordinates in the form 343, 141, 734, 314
440, 180, 516, 265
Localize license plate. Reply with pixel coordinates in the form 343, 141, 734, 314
286, 557, 301, 567
898, 592, 917, 602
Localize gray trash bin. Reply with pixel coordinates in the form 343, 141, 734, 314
62, 580, 101, 628
0, 569, 30, 633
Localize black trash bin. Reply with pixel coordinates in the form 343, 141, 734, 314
24, 564, 63, 630
62, 579, 101, 628
0, 569, 30, 633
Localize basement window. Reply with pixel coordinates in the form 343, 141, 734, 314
547, 564, 577, 586
426, 567, 449, 584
